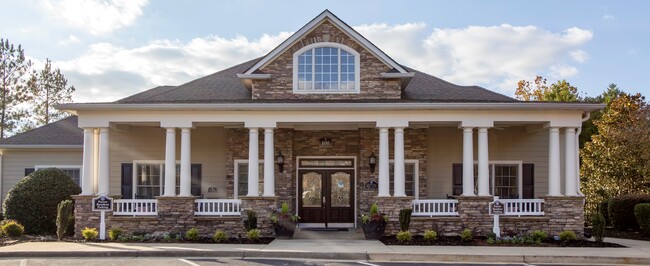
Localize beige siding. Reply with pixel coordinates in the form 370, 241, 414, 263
1, 149, 82, 203
108, 126, 228, 198
426, 126, 549, 199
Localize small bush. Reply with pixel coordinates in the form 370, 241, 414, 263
396, 231, 411, 242
423, 229, 438, 242
592, 213, 606, 242
530, 230, 548, 242
635, 203, 650, 234
244, 210, 257, 231
486, 232, 497, 240
398, 209, 412, 232
82, 227, 98, 241
460, 228, 473, 242
213, 230, 227, 243
247, 229, 261, 240
185, 228, 200, 241
2, 168, 81, 234
608, 194, 650, 230
559, 230, 577, 241
109, 228, 123, 241
2, 220, 24, 237
598, 200, 610, 226
56, 200, 74, 240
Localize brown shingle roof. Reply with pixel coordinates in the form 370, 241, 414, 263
0, 116, 82, 146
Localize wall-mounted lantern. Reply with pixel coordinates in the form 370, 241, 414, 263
276, 150, 285, 173
368, 152, 377, 174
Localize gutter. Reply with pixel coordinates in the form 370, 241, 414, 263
57, 102, 606, 113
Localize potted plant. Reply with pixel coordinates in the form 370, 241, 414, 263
360, 203, 388, 240
271, 202, 300, 238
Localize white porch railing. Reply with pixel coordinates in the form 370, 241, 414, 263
113, 199, 158, 216
500, 199, 544, 216
194, 199, 242, 216
412, 199, 459, 216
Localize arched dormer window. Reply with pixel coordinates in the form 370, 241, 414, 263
293, 42, 360, 93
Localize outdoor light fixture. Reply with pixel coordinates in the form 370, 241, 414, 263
319, 137, 332, 147
276, 150, 285, 173
368, 152, 377, 174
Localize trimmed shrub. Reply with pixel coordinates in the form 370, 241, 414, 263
56, 200, 74, 240
81, 227, 98, 241
396, 231, 412, 242
634, 203, 650, 234
592, 213, 606, 242
185, 228, 199, 241
460, 228, 473, 242
398, 209, 412, 232
213, 230, 227, 243
246, 229, 261, 240
559, 230, 577, 241
598, 200, 610, 226
423, 229, 438, 242
109, 228, 123, 241
530, 230, 548, 242
244, 210, 257, 231
3, 168, 81, 234
608, 194, 650, 230
2, 220, 24, 237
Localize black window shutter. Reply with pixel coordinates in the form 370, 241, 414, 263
522, 163, 534, 199
24, 168, 35, 176
452, 163, 463, 196
191, 164, 202, 196
121, 163, 133, 199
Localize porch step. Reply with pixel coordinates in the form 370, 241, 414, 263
293, 227, 364, 240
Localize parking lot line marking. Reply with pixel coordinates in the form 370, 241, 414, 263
178, 259, 201, 266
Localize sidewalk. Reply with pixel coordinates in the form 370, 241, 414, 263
0, 237, 648, 265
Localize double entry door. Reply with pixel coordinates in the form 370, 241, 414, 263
298, 169, 354, 227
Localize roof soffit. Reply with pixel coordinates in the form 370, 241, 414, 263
243, 10, 408, 75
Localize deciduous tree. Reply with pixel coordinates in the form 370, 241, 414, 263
515, 76, 580, 102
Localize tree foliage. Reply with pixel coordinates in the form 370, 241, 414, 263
582, 93, 650, 215
24, 58, 74, 131
515, 76, 580, 102
0, 38, 31, 139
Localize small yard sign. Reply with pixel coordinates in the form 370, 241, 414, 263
489, 197, 503, 238
489, 200, 504, 215
92, 195, 113, 240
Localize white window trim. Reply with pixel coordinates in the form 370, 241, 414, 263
473, 160, 523, 199
233, 159, 264, 199
389, 159, 419, 200
132, 160, 180, 199
34, 165, 82, 186
292, 42, 361, 94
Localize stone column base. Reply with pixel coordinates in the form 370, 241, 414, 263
71, 195, 100, 239
240, 196, 278, 236
369, 196, 413, 235
543, 196, 585, 237
457, 196, 493, 236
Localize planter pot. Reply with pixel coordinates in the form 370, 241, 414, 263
361, 221, 386, 240
274, 220, 297, 238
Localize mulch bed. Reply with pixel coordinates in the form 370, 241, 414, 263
380, 235, 624, 247
605, 228, 650, 241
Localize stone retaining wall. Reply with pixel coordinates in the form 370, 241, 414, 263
370, 196, 413, 235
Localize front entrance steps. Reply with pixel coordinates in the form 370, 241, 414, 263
292, 227, 364, 240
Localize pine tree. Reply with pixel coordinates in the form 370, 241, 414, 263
25, 59, 75, 130
0, 38, 31, 138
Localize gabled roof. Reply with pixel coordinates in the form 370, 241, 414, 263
0, 116, 82, 148
243, 9, 408, 75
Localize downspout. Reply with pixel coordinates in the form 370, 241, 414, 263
0, 151, 3, 211
576, 112, 591, 196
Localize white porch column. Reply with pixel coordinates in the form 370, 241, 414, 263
81, 128, 95, 195
93, 129, 99, 194
548, 127, 561, 196
247, 128, 260, 196
263, 128, 275, 196
462, 127, 475, 196
97, 128, 109, 195
163, 128, 176, 196
179, 128, 192, 196
477, 127, 490, 196
393, 127, 406, 197
564, 128, 578, 196
378, 127, 390, 197
576, 128, 582, 195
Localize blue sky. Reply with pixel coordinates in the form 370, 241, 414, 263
1, 0, 648, 102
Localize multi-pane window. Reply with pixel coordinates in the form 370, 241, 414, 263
295, 45, 358, 92
472, 163, 520, 199
389, 161, 418, 198
235, 161, 263, 198
135, 163, 180, 199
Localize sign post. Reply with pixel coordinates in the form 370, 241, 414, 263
489, 196, 504, 238
92, 195, 113, 240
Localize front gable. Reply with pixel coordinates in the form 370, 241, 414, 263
243, 11, 410, 100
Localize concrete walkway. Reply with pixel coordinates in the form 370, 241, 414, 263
0, 237, 648, 265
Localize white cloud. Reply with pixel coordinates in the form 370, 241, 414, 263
40, 0, 149, 35
602, 14, 615, 20
57, 32, 293, 102
59, 35, 80, 46
59, 22, 592, 102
